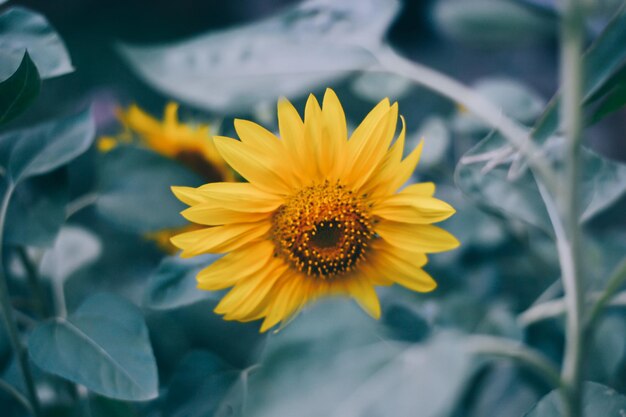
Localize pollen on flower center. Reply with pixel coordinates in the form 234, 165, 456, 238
271, 181, 374, 279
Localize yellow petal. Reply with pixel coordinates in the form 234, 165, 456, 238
369, 249, 437, 292
217, 260, 288, 320
214, 136, 293, 194
171, 186, 210, 206
347, 279, 381, 319
170, 221, 271, 256
375, 221, 460, 253
372, 192, 455, 224
181, 205, 270, 225
321, 88, 348, 179
196, 241, 275, 290
259, 274, 304, 332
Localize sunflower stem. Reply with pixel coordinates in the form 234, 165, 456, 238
558, 0, 586, 415
373, 45, 557, 193
0, 185, 41, 417
587, 259, 626, 328
468, 335, 562, 389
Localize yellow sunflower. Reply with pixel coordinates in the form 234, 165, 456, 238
171, 89, 459, 332
98, 102, 235, 253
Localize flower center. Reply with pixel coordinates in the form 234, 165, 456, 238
271, 181, 374, 279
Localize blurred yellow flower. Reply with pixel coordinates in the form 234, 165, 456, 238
98, 102, 235, 253
171, 89, 459, 332
118, 102, 234, 182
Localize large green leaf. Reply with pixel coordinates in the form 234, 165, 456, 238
524, 381, 626, 416
95, 146, 203, 233
433, 0, 556, 46
455, 134, 626, 232
533, 3, 626, 140
39, 226, 102, 282
4, 169, 69, 247
247, 300, 473, 417
143, 254, 220, 310
28, 293, 158, 401
0, 52, 40, 125
119, 0, 399, 113
0, 7, 73, 80
163, 351, 244, 417
0, 108, 95, 184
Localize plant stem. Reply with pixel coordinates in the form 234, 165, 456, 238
373, 45, 557, 192
558, 0, 586, 414
587, 259, 626, 328
0, 186, 41, 417
468, 335, 562, 389
518, 289, 626, 326
17, 248, 49, 318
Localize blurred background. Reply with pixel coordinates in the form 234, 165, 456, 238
2, 0, 626, 416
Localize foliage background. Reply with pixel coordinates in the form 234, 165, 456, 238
1, 0, 626, 416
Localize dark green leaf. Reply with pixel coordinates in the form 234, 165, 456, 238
0, 7, 73, 80
28, 293, 158, 401
0, 108, 95, 184
433, 0, 556, 46
533, 3, 626, 140
4, 169, 69, 247
143, 254, 220, 310
95, 146, 203, 233
524, 381, 626, 416
164, 351, 243, 417
0, 52, 40, 125
590, 83, 626, 124
119, 0, 399, 112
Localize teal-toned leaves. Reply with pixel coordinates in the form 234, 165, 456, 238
453, 78, 546, 136
28, 293, 158, 401
455, 134, 626, 232
350, 72, 413, 102
0, 7, 73, 80
433, 0, 556, 46
247, 301, 474, 417
0, 52, 40, 125
39, 226, 102, 282
524, 382, 626, 416
144, 254, 220, 310
119, 0, 399, 113
4, 170, 69, 247
533, 3, 626, 139
95, 146, 203, 233
0, 108, 95, 184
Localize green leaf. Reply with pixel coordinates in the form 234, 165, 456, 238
28, 293, 158, 401
247, 301, 474, 417
524, 381, 626, 416
163, 351, 243, 417
39, 226, 101, 282
453, 78, 546, 136
433, 0, 556, 46
0, 52, 40, 125
455, 133, 626, 231
118, 0, 399, 112
533, 3, 626, 140
0, 108, 95, 184
412, 116, 450, 167
350, 72, 413, 102
143, 254, 220, 310
4, 169, 69, 247
586, 314, 626, 381
95, 146, 204, 233
0, 7, 74, 80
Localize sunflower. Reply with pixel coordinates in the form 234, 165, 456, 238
171, 89, 459, 332
98, 102, 235, 253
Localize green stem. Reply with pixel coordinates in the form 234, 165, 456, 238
587, 259, 626, 328
558, 0, 586, 414
373, 45, 557, 192
518, 289, 626, 326
468, 335, 562, 389
16, 248, 49, 318
0, 185, 41, 417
